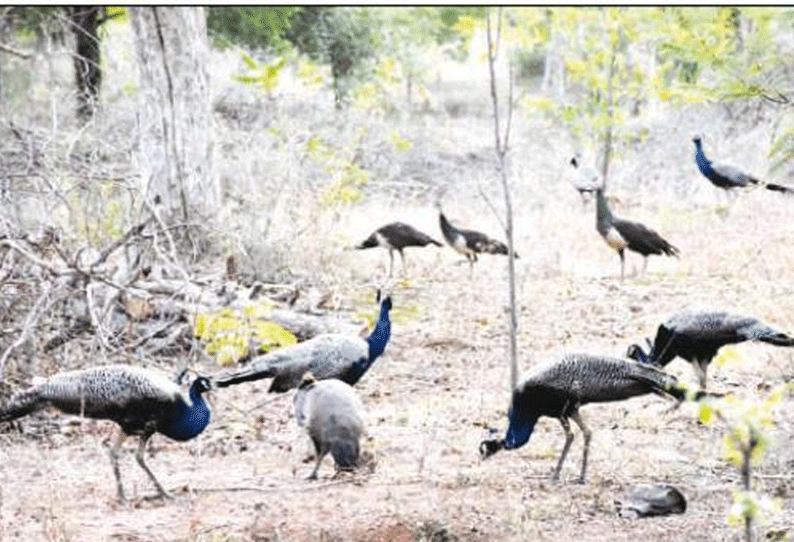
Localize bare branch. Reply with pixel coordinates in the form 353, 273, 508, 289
0, 42, 33, 59
0, 281, 56, 379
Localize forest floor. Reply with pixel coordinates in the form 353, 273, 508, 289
2, 64, 794, 541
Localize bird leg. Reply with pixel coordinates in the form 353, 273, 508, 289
696, 359, 709, 391
307, 438, 325, 480
135, 433, 170, 499
308, 451, 326, 481
398, 249, 406, 275
570, 411, 592, 484
552, 417, 575, 482
388, 250, 395, 277
642, 256, 648, 276
618, 249, 625, 281
109, 429, 129, 502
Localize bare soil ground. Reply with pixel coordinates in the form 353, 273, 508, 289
2, 71, 794, 541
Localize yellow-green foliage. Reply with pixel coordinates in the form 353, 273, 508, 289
305, 128, 372, 207
698, 384, 791, 535
355, 303, 419, 328
391, 130, 412, 153
233, 52, 288, 93
194, 304, 297, 366
712, 345, 745, 370
106, 7, 128, 23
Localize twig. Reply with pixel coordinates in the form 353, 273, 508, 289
0, 42, 33, 59
85, 282, 111, 352
0, 281, 55, 379
89, 216, 153, 272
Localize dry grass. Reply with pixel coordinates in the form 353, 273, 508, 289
2, 26, 794, 541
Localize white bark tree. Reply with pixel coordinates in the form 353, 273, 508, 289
130, 7, 217, 223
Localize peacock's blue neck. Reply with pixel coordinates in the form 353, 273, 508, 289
633, 346, 651, 364
694, 141, 713, 177
367, 303, 392, 363
162, 380, 211, 441
341, 357, 369, 386
503, 404, 537, 450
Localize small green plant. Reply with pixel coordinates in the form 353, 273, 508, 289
305, 128, 371, 207
699, 383, 790, 542
233, 51, 289, 95
194, 302, 297, 366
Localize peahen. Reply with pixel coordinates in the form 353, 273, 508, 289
0, 364, 212, 501
355, 222, 442, 276
293, 373, 365, 479
437, 204, 517, 273
569, 153, 602, 204
626, 310, 794, 389
595, 188, 679, 279
480, 354, 711, 483
214, 295, 392, 392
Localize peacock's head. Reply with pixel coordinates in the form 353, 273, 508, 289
192, 376, 213, 395
479, 438, 504, 459
298, 372, 318, 390
625, 344, 646, 363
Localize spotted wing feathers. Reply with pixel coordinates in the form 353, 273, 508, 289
0, 365, 186, 423
214, 333, 369, 392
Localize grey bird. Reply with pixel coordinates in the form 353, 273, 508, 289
214, 295, 392, 393
480, 354, 712, 483
293, 373, 365, 479
627, 310, 794, 389
0, 364, 212, 501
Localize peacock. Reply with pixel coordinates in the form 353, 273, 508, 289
436, 204, 517, 273
693, 135, 793, 194
595, 188, 679, 279
355, 222, 442, 276
214, 295, 392, 392
0, 364, 212, 501
479, 353, 710, 483
293, 373, 365, 479
626, 310, 794, 389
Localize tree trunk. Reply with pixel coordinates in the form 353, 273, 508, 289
129, 7, 217, 225
67, 6, 102, 122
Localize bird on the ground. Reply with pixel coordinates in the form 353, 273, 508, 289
626, 310, 794, 389
436, 204, 517, 273
0, 364, 212, 501
355, 222, 442, 276
214, 295, 392, 392
569, 154, 602, 204
595, 188, 679, 279
479, 354, 711, 483
693, 135, 793, 194
293, 372, 365, 479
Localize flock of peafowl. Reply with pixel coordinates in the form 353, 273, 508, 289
0, 134, 793, 510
